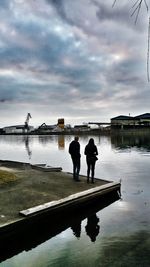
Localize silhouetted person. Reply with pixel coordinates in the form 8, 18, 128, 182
85, 214, 100, 242
69, 136, 81, 181
71, 220, 81, 239
84, 138, 98, 183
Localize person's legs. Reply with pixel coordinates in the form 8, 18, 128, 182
72, 157, 76, 179
91, 162, 96, 183
86, 158, 90, 183
76, 157, 80, 180
72, 157, 80, 181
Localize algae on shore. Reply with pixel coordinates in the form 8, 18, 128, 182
0, 170, 18, 184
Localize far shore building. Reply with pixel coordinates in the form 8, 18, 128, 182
73, 124, 91, 132
111, 113, 150, 129
111, 115, 135, 129
37, 123, 63, 133
3, 125, 34, 134
134, 113, 150, 125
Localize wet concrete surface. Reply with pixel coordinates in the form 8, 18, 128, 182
0, 160, 109, 226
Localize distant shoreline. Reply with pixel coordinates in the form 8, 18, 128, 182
0, 130, 110, 136
1, 127, 150, 136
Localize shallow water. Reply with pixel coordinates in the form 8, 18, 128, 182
0, 134, 150, 267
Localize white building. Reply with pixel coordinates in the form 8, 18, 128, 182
3, 125, 34, 134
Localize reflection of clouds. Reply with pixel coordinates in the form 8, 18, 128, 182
132, 190, 143, 195
0, 135, 29, 144
37, 135, 65, 150
117, 200, 131, 211
96, 230, 150, 266
141, 153, 150, 156
38, 135, 57, 145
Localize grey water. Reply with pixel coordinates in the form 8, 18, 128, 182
0, 134, 150, 267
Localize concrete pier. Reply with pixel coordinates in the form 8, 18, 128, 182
0, 159, 121, 261
0, 160, 120, 227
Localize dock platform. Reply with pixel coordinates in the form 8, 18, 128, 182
0, 159, 121, 261
0, 159, 120, 227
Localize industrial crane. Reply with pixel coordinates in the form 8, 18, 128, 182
24, 113, 32, 132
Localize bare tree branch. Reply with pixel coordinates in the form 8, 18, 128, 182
132, 6, 141, 24
144, 0, 148, 12
112, 0, 117, 8
130, 0, 149, 23
112, 0, 150, 82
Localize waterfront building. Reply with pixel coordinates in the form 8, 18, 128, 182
111, 113, 150, 129
3, 125, 34, 134
134, 113, 150, 125
37, 123, 63, 133
73, 124, 91, 132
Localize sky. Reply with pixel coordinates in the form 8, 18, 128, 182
0, 0, 150, 127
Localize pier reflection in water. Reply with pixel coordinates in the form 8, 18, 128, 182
0, 133, 150, 266
0, 191, 119, 263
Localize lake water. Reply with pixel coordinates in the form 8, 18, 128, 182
0, 134, 150, 267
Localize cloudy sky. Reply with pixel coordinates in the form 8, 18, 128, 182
0, 0, 149, 127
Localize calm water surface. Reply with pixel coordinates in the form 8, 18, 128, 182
0, 134, 150, 267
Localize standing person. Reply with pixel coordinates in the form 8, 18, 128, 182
84, 138, 98, 183
69, 136, 81, 181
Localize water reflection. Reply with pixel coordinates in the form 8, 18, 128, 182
85, 214, 100, 242
23, 135, 65, 159
24, 135, 32, 159
58, 135, 65, 150
0, 191, 120, 263
71, 213, 100, 242
0, 135, 27, 144
0, 134, 150, 266
38, 135, 57, 145
71, 219, 81, 239
1, 133, 150, 152
111, 134, 150, 151
37, 135, 65, 150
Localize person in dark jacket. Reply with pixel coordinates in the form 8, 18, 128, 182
84, 138, 98, 183
69, 136, 81, 181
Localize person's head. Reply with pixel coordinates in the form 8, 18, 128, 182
74, 136, 79, 142
88, 138, 94, 145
